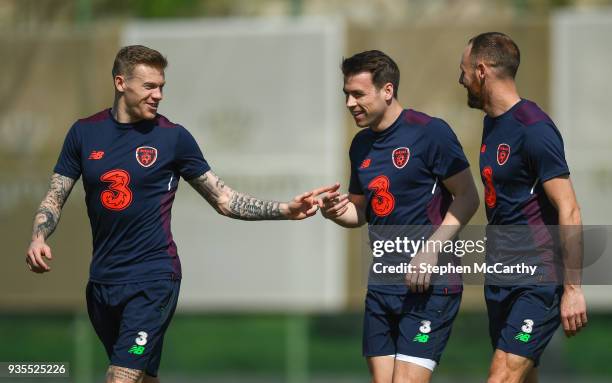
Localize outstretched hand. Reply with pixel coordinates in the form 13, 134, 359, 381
285, 184, 339, 220
317, 183, 351, 219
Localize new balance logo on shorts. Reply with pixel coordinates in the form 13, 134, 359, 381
413, 320, 432, 343
515, 319, 534, 343
413, 333, 430, 343
128, 345, 145, 355
128, 331, 148, 355
514, 332, 531, 343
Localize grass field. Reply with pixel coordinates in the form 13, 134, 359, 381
0, 312, 610, 380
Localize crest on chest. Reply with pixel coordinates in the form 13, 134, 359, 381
497, 143, 510, 166
135, 146, 158, 168
392, 147, 410, 169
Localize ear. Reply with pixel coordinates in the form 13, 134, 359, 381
114, 75, 127, 92
383, 82, 394, 101
476, 62, 487, 81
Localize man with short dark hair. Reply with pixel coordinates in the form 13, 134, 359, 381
319, 50, 479, 383
25, 45, 330, 383
459, 32, 587, 383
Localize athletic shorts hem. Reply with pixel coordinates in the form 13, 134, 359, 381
363, 351, 397, 358
395, 349, 440, 363
395, 354, 437, 371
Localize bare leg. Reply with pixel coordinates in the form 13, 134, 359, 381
487, 349, 534, 383
367, 355, 395, 383
392, 359, 432, 383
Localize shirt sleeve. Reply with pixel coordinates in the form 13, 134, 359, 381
348, 136, 364, 195
425, 118, 470, 180
175, 126, 211, 180
524, 122, 569, 182
53, 123, 82, 180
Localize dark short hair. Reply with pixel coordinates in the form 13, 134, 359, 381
112, 45, 167, 78
468, 32, 520, 79
341, 50, 400, 99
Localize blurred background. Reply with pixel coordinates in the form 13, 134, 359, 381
2, 0, 612, 382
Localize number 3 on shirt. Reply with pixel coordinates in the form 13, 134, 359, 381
482, 166, 497, 208
100, 169, 133, 211
367, 175, 395, 217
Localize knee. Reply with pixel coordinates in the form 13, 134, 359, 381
487, 365, 528, 383
395, 378, 430, 383
487, 362, 511, 383
488, 352, 532, 383
487, 376, 525, 383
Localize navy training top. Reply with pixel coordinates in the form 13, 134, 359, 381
479, 99, 569, 283
349, 109, 470, 295
54, 109, 210, 284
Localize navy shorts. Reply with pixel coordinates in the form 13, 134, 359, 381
86, 279, 180, 377
485, 285, 562, 366
362, 290, 461, 363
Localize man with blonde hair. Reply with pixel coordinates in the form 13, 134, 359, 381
26, 45, 329, 383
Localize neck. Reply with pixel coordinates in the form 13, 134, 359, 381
111, 98, 141, 124
370, 100, 403, 132
483, 80, 521, 118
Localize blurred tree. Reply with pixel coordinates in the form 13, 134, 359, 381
5, 0, 612, 25
92, 0, 205, 19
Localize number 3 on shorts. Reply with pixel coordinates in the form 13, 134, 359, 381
135, 331, 148, 346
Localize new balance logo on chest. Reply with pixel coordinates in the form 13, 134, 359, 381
88, 150, 105, 160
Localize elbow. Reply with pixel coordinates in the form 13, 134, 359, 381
461, 189, 480, 219
572, 204, 581, 221
216, 205, 232, 217
557, 201, 581, 225
566, 204, 582, 225
213, 195, 232, 217
469, 192, 480, 217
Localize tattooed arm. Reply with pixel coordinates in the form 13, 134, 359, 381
187, 170, 330, 221
25, 173, 76, 273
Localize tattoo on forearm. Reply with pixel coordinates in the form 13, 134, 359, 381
188, 171, 224, 208
188, 171, 283, 220
106, 366, 143, 382
32, 174, 75, 240
228, 192, 282, 220
35, 208, 58, 239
